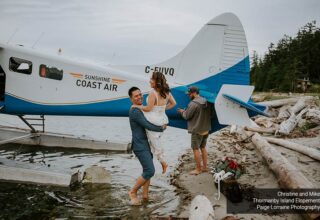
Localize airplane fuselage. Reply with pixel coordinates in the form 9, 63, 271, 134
0, 44, 187, 119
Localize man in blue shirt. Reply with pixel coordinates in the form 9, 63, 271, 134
128, 87, 166, 205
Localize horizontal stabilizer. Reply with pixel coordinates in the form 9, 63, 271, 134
215, 84, 254, 126
222, 94, 270, 117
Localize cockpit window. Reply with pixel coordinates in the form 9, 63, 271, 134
39, 64, 63, 80
9, 57, 32, 75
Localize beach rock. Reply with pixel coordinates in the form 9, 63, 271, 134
82, 166, 111, 184
189, 195, 215, 220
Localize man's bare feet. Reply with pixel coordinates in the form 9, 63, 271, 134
129, 191, 141, 206
161, 162, 168, 174
189, 169, 202, 175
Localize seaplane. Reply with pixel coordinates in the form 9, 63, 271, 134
0, 12, 268, 151
0, 12, 270, 186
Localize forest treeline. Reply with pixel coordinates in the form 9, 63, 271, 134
250, 21, 320, 92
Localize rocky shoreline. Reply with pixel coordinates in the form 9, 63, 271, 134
169, 128, 320, 219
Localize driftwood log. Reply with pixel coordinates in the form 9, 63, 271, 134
278, 109, 308, 135
252, 133, 319, 220
264, 137, 320, 162
277, 105, 291, 119
244, 126, 275, 134
305, 109, 320, 124
254, 117, 274, 128
252, 133, 314, 189
259, 96, 314, 108
289, 97, 307, 115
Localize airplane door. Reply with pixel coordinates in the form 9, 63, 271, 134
0, 65, 5, 102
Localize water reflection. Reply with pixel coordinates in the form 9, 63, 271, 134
0, 116, 188, 218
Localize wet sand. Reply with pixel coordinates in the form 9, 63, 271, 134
170, 128, 320, 219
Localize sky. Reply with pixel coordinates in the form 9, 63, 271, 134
0, 0, 319, 65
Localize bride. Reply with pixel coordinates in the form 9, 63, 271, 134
135, 71, 176, 173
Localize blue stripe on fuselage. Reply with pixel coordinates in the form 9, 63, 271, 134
1, 57, 251, 132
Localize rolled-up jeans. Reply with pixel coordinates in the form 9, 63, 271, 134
134, 150, 155, 180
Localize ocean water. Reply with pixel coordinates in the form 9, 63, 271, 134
0, 114, 190, 219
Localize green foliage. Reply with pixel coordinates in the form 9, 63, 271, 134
309, 84, 320, 93
299, 122, 318, 133
251, 21, 320, 92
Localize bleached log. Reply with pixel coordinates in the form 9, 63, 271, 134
264, 137, 320, 162
244, 126, 275, 134
289, 98, 306, 115
277, 105, 291, 119
278, 109, 308, 135
233, 126, 253, 141
305, 109, 320, 124
252, 133, 319, 220
252, 133, 314, 188
259, 96, 314, 108
278, 114, 299, 135
254, 117, 274, 128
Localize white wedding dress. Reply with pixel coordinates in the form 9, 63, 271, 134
143, 89, 169, 163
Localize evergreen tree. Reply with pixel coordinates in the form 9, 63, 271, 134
250, 21, 320, 92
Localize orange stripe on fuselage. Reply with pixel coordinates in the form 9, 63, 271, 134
70, 73, 84, 78
112, 78, 126, 84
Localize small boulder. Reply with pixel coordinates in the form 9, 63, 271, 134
82, 166, 111, 184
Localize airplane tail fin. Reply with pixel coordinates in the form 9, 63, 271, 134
111, 13, 249, 93
112, 13, 259, 128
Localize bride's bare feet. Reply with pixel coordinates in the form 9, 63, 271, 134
129, 191, 141, 206
161, 162, 168, 174
189, 169, 202, 175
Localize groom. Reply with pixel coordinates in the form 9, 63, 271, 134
128, 86, 166, 205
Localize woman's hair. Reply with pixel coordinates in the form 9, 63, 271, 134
151, 71, 170, 99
